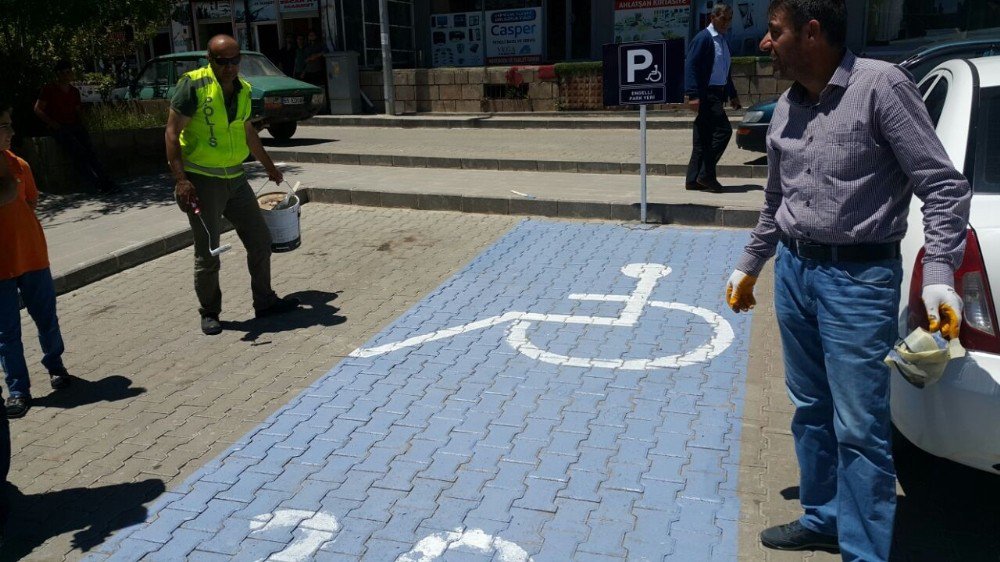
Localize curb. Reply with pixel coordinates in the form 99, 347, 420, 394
49, 190, 758, 297
302, 116, 744, 130
268, 150, 769, 179
297, 186, 761, 227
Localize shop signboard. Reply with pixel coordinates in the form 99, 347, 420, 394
194, 0, 232, 20
279, 0, 317, 14
235, 0, 278, 22
486, 7, 543, 65
613, 0, 691, 44
430, 11, 485, 67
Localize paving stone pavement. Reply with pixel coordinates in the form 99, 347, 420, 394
85, 218, 756, 561
3, 205, 519, 561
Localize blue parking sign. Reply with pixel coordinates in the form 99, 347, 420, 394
603, 40, 685, 107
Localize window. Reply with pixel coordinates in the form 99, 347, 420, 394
922, 76, 948, 128
138, 61, 170, 86
972, 87, 1000, 194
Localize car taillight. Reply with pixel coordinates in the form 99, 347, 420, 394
908, 228, 1000, 353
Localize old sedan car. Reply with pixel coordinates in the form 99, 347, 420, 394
736, 36, 1000, 153
893, 55, 1000, 492
129, 51, 324, 140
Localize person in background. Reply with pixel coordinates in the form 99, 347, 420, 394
293, 35, 308, 81
0, 103, 73, 421
683, 3, 741, 193
300, 31, 328, 87
725, 0, 971, 560
278, 33, 298, 77
34, 60, 117, 194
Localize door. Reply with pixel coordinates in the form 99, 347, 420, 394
256, 22, 280, 61
569, 0, 592, 60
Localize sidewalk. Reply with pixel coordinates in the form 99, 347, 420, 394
304, 111, 746, 130
40, 161, 764, 297
264, 126, 767, 179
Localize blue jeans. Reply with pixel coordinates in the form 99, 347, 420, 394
774, 243, 901, 562
0, 268, 65, 398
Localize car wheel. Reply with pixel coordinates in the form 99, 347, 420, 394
267, 121, 297, 141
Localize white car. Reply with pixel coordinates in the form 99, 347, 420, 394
894, 56, 1000, 484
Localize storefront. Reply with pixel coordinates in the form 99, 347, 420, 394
184, 0, 323, 57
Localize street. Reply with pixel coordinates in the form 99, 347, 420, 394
4, 198, 992, 560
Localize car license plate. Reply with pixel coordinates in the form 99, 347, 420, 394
281, 96, 304, 105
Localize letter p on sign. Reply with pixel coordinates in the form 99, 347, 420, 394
626, 49, 653, 83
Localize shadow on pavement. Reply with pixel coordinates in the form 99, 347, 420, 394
261, 138, 335, 148
220, 290, 346, 344
777, 479, 1000, 561
32, 375, 146, 409
0, 478, 165, 561
34, 174, 175, 222
720, 183, 764, 194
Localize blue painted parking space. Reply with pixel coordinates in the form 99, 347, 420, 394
89, 220, 753, 561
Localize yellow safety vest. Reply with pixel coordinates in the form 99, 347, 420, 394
179, 66, 253, 179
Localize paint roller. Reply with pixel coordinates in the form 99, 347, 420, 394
190, 200, 232, 257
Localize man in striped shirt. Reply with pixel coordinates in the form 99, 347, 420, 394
724, 0, 971, 560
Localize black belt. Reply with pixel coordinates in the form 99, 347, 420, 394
781, 235, 900, 262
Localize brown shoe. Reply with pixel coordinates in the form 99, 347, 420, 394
685, 182, 701, 190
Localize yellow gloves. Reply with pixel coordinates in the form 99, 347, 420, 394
726, 270, 758, 313
922, 284, 963, 340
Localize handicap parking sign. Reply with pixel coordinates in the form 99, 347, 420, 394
603, 40, 685, 106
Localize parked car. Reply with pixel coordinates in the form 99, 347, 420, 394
735, 37, 1000, 153
127, 51, 324, 140
893, 56, 1000, 492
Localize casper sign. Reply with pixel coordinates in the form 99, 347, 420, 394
486, 8, 543, 65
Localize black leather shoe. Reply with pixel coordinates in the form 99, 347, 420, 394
5, 395, 30, 419
256, 296, 301, 319
760, 521, 839, 552
696, 177, 726, 193
49, 367, 71, 390
201, 315, 222, 336
685, 182, 701, 190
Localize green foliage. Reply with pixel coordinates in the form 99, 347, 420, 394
0, 0, 172, 134
80, 72, 117, 102
554, 61, 603, 78
83, 101, 168, 132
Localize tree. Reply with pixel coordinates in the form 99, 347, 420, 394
0, 0, 173, 135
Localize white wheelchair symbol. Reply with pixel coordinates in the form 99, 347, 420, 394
646, 65, 662, 82
398, 528, 532, 562
351, 263, 734, 370
248, 509, 340, 562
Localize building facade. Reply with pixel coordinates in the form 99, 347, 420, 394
143, 0, 998, 68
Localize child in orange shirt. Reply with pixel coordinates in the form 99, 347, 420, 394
0, 104, 71, 422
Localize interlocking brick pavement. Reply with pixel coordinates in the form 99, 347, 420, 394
86, 220, 755, 561
4, 205, 518, 561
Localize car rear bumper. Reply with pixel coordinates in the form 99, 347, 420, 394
891, 350, 1000, 475
735, 123, 768, 153
255, 104, 323, 125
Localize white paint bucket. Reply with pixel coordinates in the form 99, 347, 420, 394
257, 192, 301, 252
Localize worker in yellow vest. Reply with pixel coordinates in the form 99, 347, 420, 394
165, 35, 300, 335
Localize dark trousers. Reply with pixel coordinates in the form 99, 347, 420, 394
182, 173, 277, 318
53, 124, 113, 191
0, 402, 8, 532
686, 90, 732, 184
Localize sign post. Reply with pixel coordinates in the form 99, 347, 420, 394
603, 41, 669, 223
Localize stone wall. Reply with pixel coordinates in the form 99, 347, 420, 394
18, 128, 165, 194
361, 59, 793, 113
360, 67, 560, 114
729, 60, 794, 104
